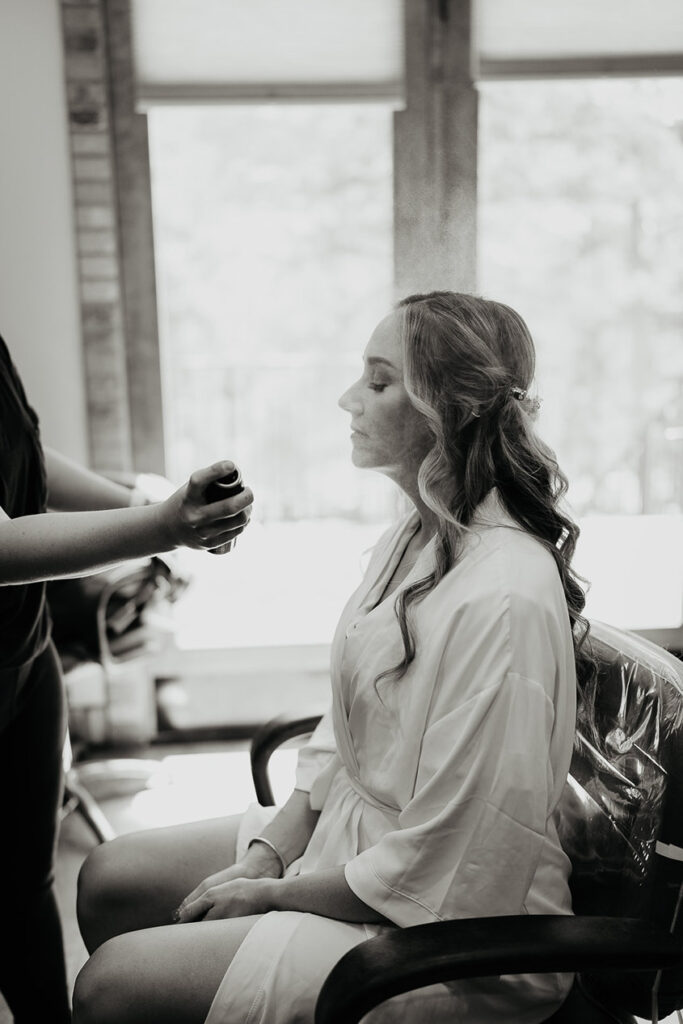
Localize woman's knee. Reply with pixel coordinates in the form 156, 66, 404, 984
72, 940, 126, 1024
77, 835, 142, 948
78, 839, 119, 916
78, 816, 245, 950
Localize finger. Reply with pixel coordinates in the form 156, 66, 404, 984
202, 512, 251, 541
202, 488, 253, 520
204, 533, 243, 553
177, 883, 205, 912
203, 527, 249, 553
202, 897, 240, 922
177, 894, 211, 923
202, 504, 252, 536
197, 526, 246, 550
187, 460, 238, 500
202, 508, 251, 536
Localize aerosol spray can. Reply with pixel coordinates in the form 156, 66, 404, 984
204, 467, 244, 555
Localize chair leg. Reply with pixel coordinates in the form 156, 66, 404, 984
62, 773, 116, 844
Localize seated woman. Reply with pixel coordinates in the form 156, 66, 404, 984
73, 291, 591, 1024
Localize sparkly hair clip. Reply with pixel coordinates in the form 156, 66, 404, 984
510, 386, 542, 418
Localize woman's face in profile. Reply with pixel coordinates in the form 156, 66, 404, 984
338, 312, 432, 483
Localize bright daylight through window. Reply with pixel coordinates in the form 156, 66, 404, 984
147, 105, 396, 648
479, 77, 683, 632
148, 81, 683, 648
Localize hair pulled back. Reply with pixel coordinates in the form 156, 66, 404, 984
377, 290, 594, 694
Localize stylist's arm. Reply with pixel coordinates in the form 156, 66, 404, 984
0, 459, 252, 584
43, 446, 147, 511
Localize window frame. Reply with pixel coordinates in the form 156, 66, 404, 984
62, 0, 683, 649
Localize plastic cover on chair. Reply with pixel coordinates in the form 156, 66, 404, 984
558, 620, 683, 1019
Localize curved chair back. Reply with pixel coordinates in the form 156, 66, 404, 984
557, 621, 683, 1018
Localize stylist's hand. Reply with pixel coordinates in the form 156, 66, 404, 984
175, 842, 282, 923
159, 460, 253, 552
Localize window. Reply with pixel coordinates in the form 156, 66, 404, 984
479, 77, 683, 632
147, 104, 397, 648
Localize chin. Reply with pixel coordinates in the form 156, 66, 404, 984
351, 449, 369, 467
350, 447, 378, 468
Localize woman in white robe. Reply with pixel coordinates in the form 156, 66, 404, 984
73, 291, 590, 1024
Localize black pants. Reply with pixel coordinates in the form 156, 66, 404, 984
0, 641, 71, 1022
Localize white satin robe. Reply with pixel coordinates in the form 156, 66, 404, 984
205, 495, 577, 1024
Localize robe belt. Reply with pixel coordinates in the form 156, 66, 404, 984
343, 767, 401, 817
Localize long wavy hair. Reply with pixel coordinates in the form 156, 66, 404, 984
376, 290, 595, 695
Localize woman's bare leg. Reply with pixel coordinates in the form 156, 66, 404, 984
72, 916, 260, 1024
77, 814, 243, 952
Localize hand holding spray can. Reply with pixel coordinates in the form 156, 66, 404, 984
204, 467, 245, 555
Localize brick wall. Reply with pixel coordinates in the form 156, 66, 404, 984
60, 0, 134, 472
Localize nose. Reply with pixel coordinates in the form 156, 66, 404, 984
338, 378, 362, 414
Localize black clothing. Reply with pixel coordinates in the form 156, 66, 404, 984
0, 336, 70, 1020
0, 334, 51, 668
0, 642, 70, 1023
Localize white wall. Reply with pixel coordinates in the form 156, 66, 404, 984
0, 0, 88, 462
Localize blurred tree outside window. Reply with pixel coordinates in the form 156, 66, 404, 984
147, 105, 397, 648
479, 78, 683, 517
148, 83, 683, 647
479, 78, 683, 632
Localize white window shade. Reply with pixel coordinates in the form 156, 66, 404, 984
477, 0, 683, 62
132, 0, 683, 104
131, 0, 404, 102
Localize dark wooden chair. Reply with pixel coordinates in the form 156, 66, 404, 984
250, 621, 683, 1024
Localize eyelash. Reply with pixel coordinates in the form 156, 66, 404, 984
368, 382, 388, 393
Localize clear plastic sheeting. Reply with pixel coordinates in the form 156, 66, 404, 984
557, 620, 683, 1019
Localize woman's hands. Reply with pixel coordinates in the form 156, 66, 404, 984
175, 874, 276, 923
173, 792, 342, 925
159, 460, 253, 553
175, 841, 282, 923
175, 863, 390, 926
